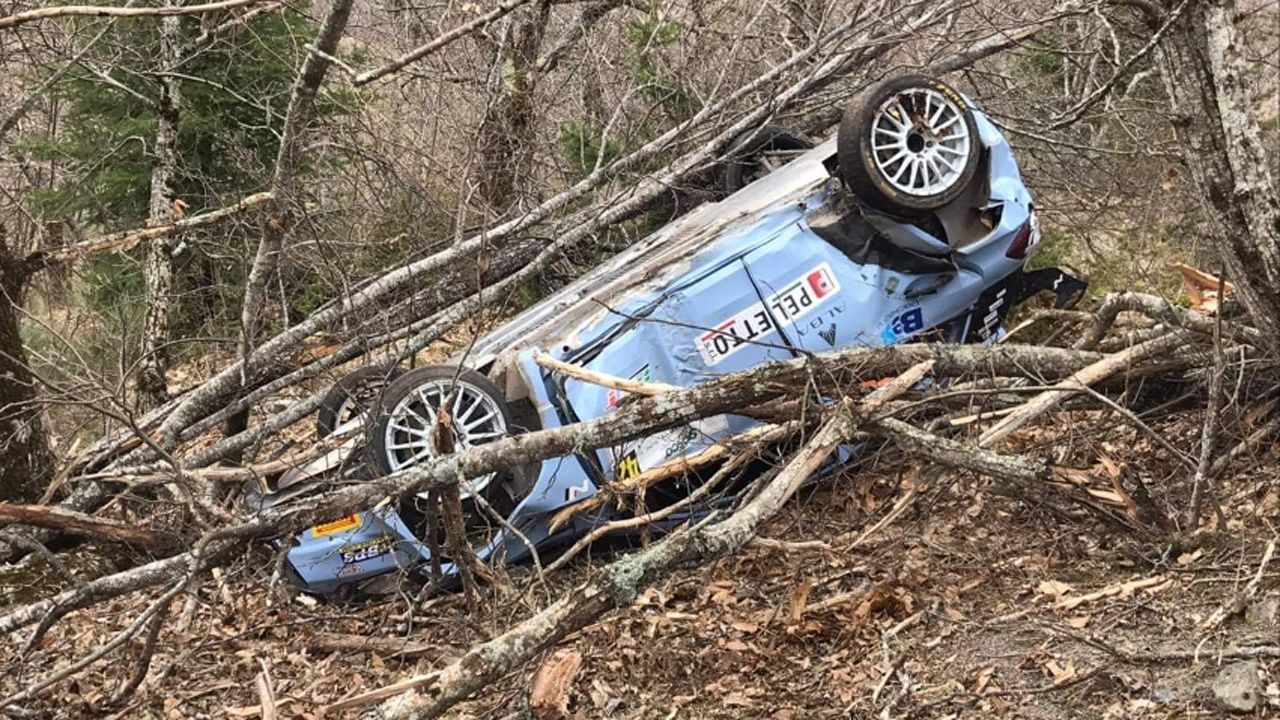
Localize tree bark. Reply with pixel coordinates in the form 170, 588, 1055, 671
331, 366, 931, 718
0, 0, 262, 30
0, 230, 53, 503
137, 11, 184, 408
1154, 0, 1280, 351
232, 0, 354, 442
477, 0, 551, 210
238, 0, 354, 369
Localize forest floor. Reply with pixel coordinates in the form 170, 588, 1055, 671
3, 400, 1279, 719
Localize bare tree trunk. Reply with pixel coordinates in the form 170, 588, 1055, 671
137, 12, 183, 408
233, 0, 354, 435
1154, 0, 1280, 351
477, 0, 550, 210
239, 0, 354, 362
0, 229, 52, 503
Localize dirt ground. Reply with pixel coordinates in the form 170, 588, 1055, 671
3, 408, 1279, 719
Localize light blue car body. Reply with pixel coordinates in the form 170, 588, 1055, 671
284, 106, 1042, 597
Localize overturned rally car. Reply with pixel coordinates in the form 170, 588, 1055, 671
249, 75, 1086, 599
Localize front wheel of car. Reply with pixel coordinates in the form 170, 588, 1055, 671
366, 365, 531, 560
316, 365, 404, 438
369, 363, 527, 507
837, 75, 981, 216
719, 124, 814, 195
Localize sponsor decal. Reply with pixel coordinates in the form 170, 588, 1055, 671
605, 365, 653, 411
631, 415, 731, 470
793, 301, 845, 343
614, 449, 642, 481
311, 514, 361, 538
663, 426, 700, 459
565, 478, 594, 502
880, 306, 925, 343
337, 563, 363, 578
338, 536, 394, 565
818, 324, 838, 347
978, 288, 1007, 341
698, 262, 841, 366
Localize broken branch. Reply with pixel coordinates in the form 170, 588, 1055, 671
0, 0, 265, 30
0, 502, 171, 550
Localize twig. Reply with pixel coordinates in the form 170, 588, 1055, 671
1056, 575, 1170, 610
1044, 0, 1190, 130
255, 659, 278, 720
108, 597, 171, 705
1210, 402, 1280, 474
352, 0, 537, 86
979, 332, 1184, 447
0, 0, 264, 29
1189, 274, 1228, 527
1202, 538, 1276, 631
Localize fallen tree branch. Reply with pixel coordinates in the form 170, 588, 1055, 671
873, 417, 1051, 487
0, 502, 171, 550
1073, 291, 1262, 350
325, 365, 932, 717
31, 191, 273, 269
0, 0, 264, 29
547, 422, 796, 531
979, 332, 1186, 447
533, 352, 679, 395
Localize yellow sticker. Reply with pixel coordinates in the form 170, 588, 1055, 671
311, 514, 362, 537
614, 450, 641, 481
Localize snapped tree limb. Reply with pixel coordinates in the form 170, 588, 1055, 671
0, 342, 1103, 636
29, 191, 273, 271
0, 0, 266, 30
0, 502, 171, 549
325, 364, 932, 718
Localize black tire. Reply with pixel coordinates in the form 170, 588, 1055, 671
315, 366, 404, 438
837, 75, 981, 216
720, 124, 814, 194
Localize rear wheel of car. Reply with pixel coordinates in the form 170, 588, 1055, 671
720, 124, 814, 194
837, 75, 981, 216
316, 366, 404, 438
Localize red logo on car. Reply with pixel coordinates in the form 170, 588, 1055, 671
807, 268, 835, 298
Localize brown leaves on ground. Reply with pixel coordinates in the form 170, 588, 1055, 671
4, 402, 1280, 718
